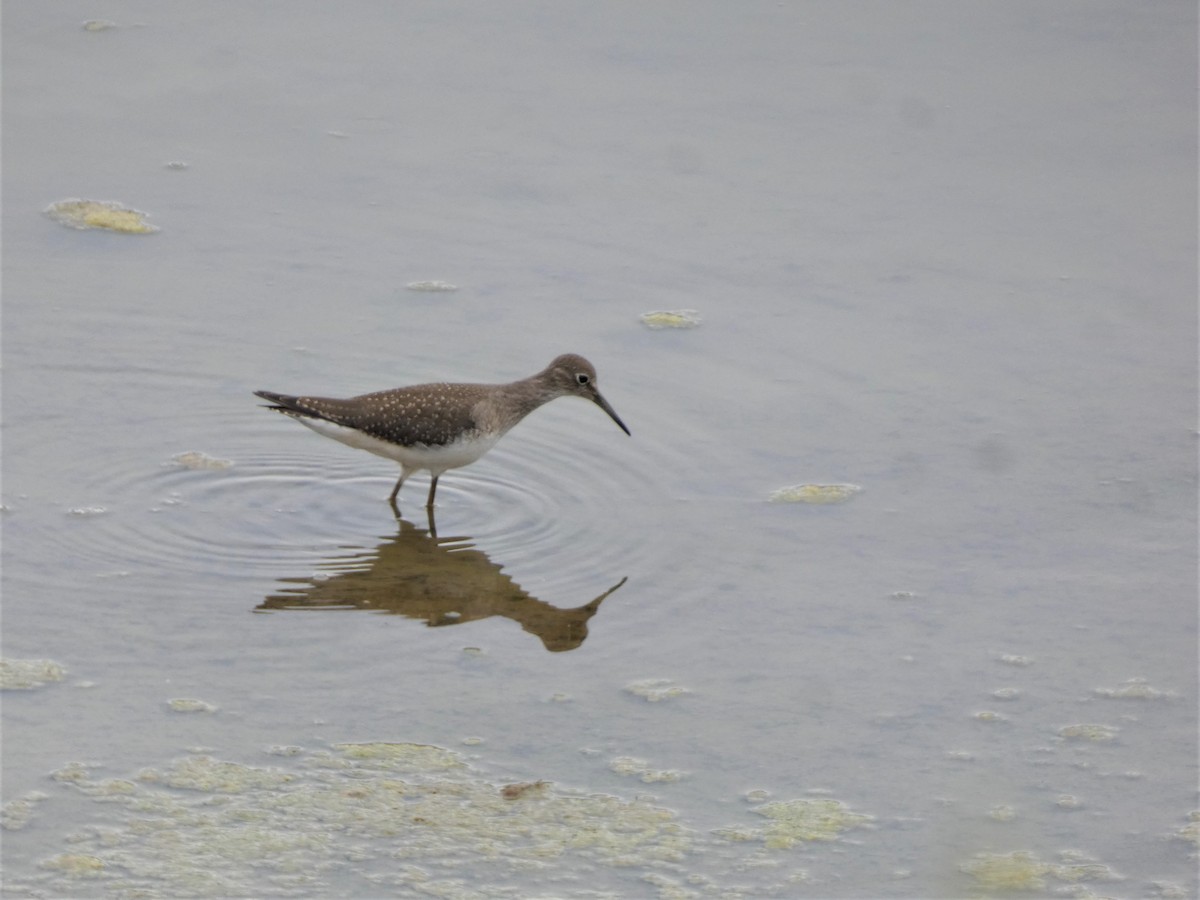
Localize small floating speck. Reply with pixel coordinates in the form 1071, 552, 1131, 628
406, 280, 458, 292
990, 687, 1021, 701
170, 450, 233, 470
45, 199, 158, 234
640, 309, 701, 329
82, 19, 117, 31
769, 483, 862, 504
501, 780, 549, 800
167, 698, 217, 714
1055, 794, 1083, 810
164, 160, 189, 171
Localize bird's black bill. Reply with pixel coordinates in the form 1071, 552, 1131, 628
593, 392, 631, 436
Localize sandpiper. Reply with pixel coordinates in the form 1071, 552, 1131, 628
255, 353, 630, 508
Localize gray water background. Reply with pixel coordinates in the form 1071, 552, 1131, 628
3, 2, 1196, 897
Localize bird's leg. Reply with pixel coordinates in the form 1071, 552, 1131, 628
425, 475, 439, 509
388, 473, 405, 504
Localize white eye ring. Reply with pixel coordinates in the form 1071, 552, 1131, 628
576, 373, 590, 385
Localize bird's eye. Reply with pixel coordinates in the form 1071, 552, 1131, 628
576, 373, 590, 385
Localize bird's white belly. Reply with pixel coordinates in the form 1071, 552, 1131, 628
296, 418, 500, 475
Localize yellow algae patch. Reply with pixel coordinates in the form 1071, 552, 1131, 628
1173, 810, 1200, 851
167, 698, 217, 713
962, 849, 1123, 891
406, 280, 458, 292
973, 711, 1007, 723
1058, 723, 1119, 742
961, 850, 1050, 891
45, 199, 159, 233
170, 451, 234, 471
768, 483, 862, 504
624, 678, 689, 702
41, 854, 105, 877
14, 743, 699, 897
996, 653, 1034, 666
0, 658, 67, 690
609, 757, 685, 784
82, 19, 117, 31
2, 792, 48, 831
1094, 677, 1174, 700
137, 755, 295, 793
333, 742, 465, 770
752, 798, 872, 847
640, 309, 701, 329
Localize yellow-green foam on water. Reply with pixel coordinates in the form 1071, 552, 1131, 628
768, 483, 863, 504
961, 851, 1051, 892
960, 850, 1122, 893
170, 451, 233, 471
44, 199, 159, 234
1094, 677, 1173, 700
624, 678, 689, 702
14, 744, 703, 897
406, 280, 458, 292
751, 798, 872, 848
609, 756, 685, 784
331, 741, 465, 770
1058, 723, 1119, 742
0, 658, 67, 690
640, 309, 702, 329
1174, 811, 1200, 851
166, 698, 217, 713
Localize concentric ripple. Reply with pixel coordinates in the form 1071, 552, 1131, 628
15, 395, 677, 607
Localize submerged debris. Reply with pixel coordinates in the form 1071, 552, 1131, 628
44, 199, 159, 234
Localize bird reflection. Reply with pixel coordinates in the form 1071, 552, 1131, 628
258, 514, 625, 652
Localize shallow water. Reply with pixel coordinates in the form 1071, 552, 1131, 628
3, 3, 1197, 897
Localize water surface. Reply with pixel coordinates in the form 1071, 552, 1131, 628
3, 3, 1196, 897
